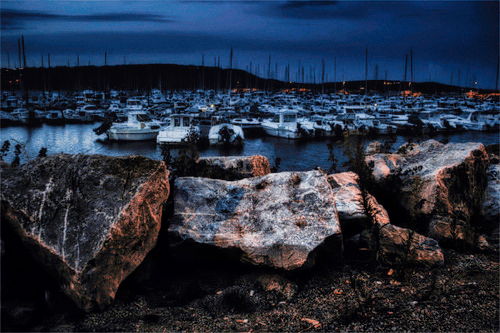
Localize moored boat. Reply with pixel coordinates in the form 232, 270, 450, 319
230, 117, 262, 130
208, 123, 245, 146
44, 110, 66, 125
105, 111, 161, 141
261, 109, 312, 139
157, 114, 199, 145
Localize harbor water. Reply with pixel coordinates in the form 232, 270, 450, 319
1, 123, 498, 172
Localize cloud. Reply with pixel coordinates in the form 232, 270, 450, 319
1, 8, 174, 31
257, 1, 386, 21
253, 0, 482, 26
0, 28, 494, 67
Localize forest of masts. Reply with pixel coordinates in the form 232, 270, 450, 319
3, 36, 497, 94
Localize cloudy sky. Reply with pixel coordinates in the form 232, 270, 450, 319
1, 1, 498, 89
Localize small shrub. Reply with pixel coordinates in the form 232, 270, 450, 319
38, 147, 48, 158
1, 140, 11, 160
10, 144, 22, 167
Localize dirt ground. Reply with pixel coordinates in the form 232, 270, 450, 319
2, 245, 498, 332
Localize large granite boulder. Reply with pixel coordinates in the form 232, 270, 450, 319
170, 170, 342, 270
1, 154, 169, 312
365, 140, 489, 235
196, 155, 271, 180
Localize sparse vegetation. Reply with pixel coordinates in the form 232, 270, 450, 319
160, 129, 200, 178
0, 139, 48, 166
270, 157, 281, 173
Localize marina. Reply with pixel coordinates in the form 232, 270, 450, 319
1, 118, 498, 172
1, 1, 499, 332
1, 89, 498, 169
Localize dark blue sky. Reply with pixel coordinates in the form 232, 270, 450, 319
1, 1, 498, 89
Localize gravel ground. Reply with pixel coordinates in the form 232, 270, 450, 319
3, 247, 497, 332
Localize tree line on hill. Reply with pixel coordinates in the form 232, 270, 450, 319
1, 64, 494, 95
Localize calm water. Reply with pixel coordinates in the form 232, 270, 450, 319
1, 123, 498, 172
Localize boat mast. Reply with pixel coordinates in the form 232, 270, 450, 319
365, 48, 368, 95
322, 58, 325, 96
496, 55, 499, 92
229, 47, 233, 96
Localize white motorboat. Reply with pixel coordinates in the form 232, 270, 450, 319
261, 109, 312, 139
106, 111, 161, 141
417, 110, 446, 132
64, 105, 104, 123
453, 109, 490, 131
309, 115, 333, 137
208, 123, 245, 146
10, 108, 30, 125
79, 104, 106, 121
336, 113, 368, 134
230, 117, 262, 130
157, 114, 199, 145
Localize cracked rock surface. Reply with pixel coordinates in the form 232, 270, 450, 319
170, 170, 342, 270
1, 154, 169, 311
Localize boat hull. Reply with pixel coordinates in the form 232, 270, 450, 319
107, 129, 159, 141
208, 124, 245, 146
262, 124, 302, 139
157, 130, 197, 145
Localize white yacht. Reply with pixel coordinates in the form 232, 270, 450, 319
261, 109, 311, 139
230, 117, 262, 130
453, 109, 490, 131
106, 111, 161, 141
157, 114, 199, 145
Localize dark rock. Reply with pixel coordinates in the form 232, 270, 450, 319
0, 160, 10, 169
481, 164, 500, 228
257, 273, 298, 300
364, 141, 383, 155
328, 171, 390, 238
362, 223, 444, 267
170, 170, 342, 270
328, 172, 370, 238
365, 140, 489, 237
1, 154, 169, 311
1, 300, 39, 329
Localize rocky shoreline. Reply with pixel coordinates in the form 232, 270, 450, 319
1, 141, 498, 331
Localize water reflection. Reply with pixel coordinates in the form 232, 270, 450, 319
1, 123, 498, 171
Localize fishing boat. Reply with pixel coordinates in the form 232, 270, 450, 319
157, 114, 199, 145
105, 111, 161, 141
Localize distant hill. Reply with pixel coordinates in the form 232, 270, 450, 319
1, 64, 495, 95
